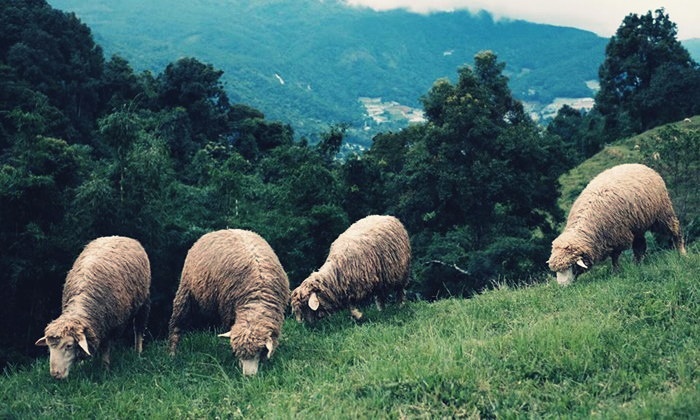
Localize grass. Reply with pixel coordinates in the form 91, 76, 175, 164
557, 115, 700, 214
2, 250, 699, 418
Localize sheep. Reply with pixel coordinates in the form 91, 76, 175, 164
35, 236, 151, 379
291, 215, 411, 323
167, 229, 289, 376
548, 163, 686, 285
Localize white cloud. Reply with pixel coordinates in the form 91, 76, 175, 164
343, 0, 700, 39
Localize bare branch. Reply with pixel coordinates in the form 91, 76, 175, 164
425, 260, 469, 275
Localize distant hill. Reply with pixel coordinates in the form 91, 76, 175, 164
48, 0, 608, 145
682, 38, 700, 63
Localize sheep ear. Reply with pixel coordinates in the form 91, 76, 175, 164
77, 332, 91, 356
35, 336, 48, 347
265, 337, 275, 359
576, 259, 588, 269
308, 292, 320, 311
218, 331, 231, 338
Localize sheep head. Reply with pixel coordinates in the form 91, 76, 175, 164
548, 237, 591, 286
35, 320, 91, 380
219, 320, 277, 376
290, 276, 333, 324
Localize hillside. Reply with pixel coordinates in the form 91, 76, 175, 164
47, 0, 607, 145
2, 251, 698, 417
559, 116, 700, 233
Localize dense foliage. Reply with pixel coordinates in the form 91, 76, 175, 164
1, 1, 697, 370
357, 52, 569, 298
597, 9, 700, 139
549, 8, 700, 160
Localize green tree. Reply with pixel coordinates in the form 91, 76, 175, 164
100, 55, 144, 110
316, 123, 348, 163
387, 52, 566, 298
156, 57, 231, 152
596, 9, 700, 140
547, 105, 584, 162
1, 0, 105, 143
253, 142, 348, 284
0, 120, 92, 364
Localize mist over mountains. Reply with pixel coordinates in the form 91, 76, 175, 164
48, 0, 609, 144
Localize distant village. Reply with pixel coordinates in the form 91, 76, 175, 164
359, 96, 426, 127
360, 88, 597, 128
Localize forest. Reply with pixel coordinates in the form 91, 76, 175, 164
1, 1, 698, 368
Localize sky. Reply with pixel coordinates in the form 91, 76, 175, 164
343, 0, 700, 40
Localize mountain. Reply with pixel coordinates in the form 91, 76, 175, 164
683, 38, 700, 63
47, 0, 608, 145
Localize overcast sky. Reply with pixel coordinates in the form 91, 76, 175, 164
343, 0, 700, 40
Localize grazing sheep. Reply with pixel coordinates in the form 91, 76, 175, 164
548, 163, 686, 285
291, 215, 411, 323
35, 236, 151, 379
168, 229, 289, 376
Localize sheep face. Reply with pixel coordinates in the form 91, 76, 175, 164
548, 242, 590, 286
218, 326, 276, 376
290, 282, 331, 324
35, 329, 90, 380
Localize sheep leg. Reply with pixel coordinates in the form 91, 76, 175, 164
610, 250, 623, 271
101, 341, 111, 369
632, 234, 647, 263
133, 298, 150, 354
349, 306, 364, 321
374, 295, 385, 311
395, 286, 406, 306
168, 289, 194, 356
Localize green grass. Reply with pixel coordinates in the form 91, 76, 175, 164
2, 250, 699, 418
558, 115, 700, 214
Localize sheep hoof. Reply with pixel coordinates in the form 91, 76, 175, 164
350, 308, 364, 322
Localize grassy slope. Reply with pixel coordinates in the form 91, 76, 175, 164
558, 116, 700, 215
2, 250, 698, 418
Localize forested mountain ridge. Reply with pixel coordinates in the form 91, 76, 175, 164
48, 0, 608, 144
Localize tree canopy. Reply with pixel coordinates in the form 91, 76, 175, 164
360, 51, 567, 297
595, 8, 700, 139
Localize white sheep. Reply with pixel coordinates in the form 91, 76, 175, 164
167, 229, 290, 375
291, 215, 411, 323
548, 164, 686, 285
35, 236, 151, 379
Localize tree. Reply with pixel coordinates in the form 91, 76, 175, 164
316, 123, 348, 163
596, 9, 700, 140
1, 0, 105, 143
100, 55, 144, 110
156, 57, 231, 148
0, 128, 92, 365
385, 51, 566, 298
